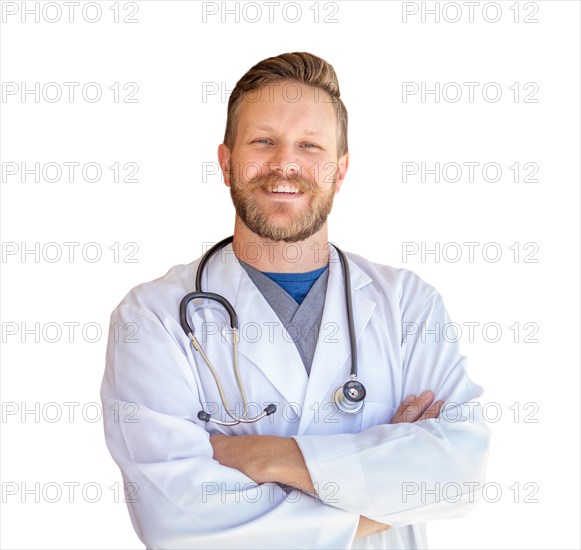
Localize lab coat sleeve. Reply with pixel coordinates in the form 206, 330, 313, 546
292, 282, 491, 528
101, 303, 359, 549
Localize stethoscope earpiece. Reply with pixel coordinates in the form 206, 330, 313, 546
197, 404, 277, 426
197, 411, 211, 423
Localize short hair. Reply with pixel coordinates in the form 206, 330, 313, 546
224, 52, 348, 157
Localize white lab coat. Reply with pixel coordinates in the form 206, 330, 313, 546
101, 243, 491, 549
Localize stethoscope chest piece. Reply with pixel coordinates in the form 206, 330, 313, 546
334, 379, 366, 415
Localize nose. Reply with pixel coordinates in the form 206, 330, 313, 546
281, 161, 301, 182
268, 144, 301, 182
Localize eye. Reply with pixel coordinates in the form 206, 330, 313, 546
300, 143, 319, 149
253, 138, 272, 145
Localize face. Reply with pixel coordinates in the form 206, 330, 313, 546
218, 81, 348, 243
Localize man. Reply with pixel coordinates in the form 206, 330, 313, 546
101, 52, 490, 549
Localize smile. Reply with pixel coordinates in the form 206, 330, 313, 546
270, 184, 302, 194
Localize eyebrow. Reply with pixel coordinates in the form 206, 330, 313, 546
251, 125, 324, 136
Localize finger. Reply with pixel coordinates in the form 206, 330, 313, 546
400, 391, 434, 423
391, 394, 416, 424
418, 401, 441, 421
418, 400, 443, 422
391, 395, 416, 424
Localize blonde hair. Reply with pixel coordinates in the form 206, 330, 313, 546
224, 52, 348, 157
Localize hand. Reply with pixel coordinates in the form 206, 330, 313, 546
391, 390, 443, 424
355, 515, 391, 538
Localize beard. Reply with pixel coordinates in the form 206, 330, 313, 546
229, 167, 337, 243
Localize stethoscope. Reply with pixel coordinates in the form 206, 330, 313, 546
180, 235, 366, 427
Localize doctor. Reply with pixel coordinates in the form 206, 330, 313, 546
101, 52, 490, 549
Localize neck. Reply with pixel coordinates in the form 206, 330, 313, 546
232, 218, 330, 273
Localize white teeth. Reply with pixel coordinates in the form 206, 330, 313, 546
271, 185, 299, 193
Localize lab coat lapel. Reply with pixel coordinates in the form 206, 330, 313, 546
297, 246, 375, 434
207, 244, 309, 412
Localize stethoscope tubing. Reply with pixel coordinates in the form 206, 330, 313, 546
180, 236, 363, 424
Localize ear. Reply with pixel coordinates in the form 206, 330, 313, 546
333, 152, 349, 194
218, 143, 232, 187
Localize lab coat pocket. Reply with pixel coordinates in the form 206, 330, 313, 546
361, 402, 398, 431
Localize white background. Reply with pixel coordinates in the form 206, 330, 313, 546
1, 1, 579, 548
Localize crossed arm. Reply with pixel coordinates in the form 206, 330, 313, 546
210, 391, 444, 538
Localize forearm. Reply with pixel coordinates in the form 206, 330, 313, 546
210, 434, 390, 538
211, 434, 315, 494
237, 439, 382, 540
293, 409, 491, 525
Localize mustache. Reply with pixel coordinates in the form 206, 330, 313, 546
232, 171, 320, 195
